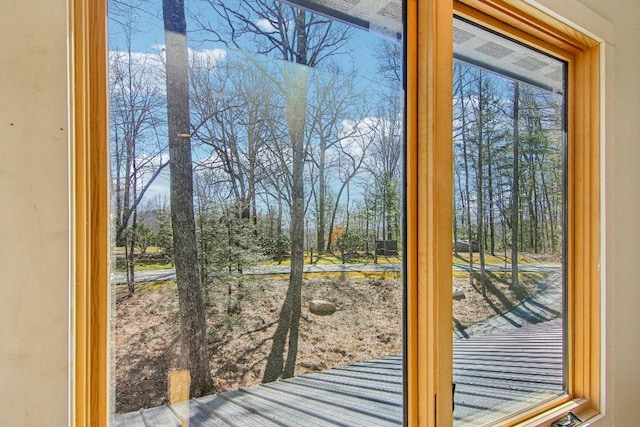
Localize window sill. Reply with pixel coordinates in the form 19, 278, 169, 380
514, 398, 602, 426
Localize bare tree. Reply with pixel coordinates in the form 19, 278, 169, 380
198, 0, 351, 382
453, 59, 565, 302
455, 63, 507, 297
364, 99, 403, 244
163, 0, 214, 397
306, 67, 366, 253
325, 118, 374, 252
109, 11, 168, 293
375, 38, 403, 89
191, 56, 275, 237
454, 62, 475, 285
511, 81, 521, 290
469, 70, 505, 297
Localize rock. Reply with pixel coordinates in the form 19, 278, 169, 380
308, 300, 337, 316
453, 240, 479, 252
453, 288, 466, 300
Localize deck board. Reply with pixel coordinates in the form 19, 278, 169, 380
453, 319, 565, 425
195, 393, 286, 427
113, 410, 146, 427
115, 319, 564, 426
140, 406, 182, 426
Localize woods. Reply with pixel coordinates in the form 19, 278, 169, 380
109, 0, 564, 409
453, 61, 564, 291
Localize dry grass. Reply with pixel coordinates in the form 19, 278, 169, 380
115, 272, 541, 413
453, 271, 539, 332
115, 276, 402, 413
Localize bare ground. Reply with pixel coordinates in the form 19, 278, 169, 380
115, 272, 538, 414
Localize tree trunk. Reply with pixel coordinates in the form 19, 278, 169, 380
126, 211, 138, 294
487, 156, 496, 256
264, 58, 309, 383
511, 82, 520, 290
262, 281, 293, 382
326, 174, 351, 253
276, 198, 284, 264
163, 0, 214, 397
316, 138, 326, 253
453, 170, 462, 257
477, 76, 487, 297
457, 67, 474, 286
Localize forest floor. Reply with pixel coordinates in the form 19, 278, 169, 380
115, 271, 543, 414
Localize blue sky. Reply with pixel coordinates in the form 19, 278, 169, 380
108, 0, 393, 81
108, 0, 404, 207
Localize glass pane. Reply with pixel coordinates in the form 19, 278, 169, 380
108, 0, 404, 425
452, 17, 567, 426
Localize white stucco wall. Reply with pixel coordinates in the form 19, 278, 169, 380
0, 0, 638, 425
585, 0, 640, 423
0, 1, 70, 425
534, 0, 640, 424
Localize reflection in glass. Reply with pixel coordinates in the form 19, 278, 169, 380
109, 0, 404, 425
452, 17, 567, 426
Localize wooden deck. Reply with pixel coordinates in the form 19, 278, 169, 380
453, 319, 564, 426
114, 319, 563, 426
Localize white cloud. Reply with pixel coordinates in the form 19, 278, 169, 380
109, 49, 165, 93
110, 47, 165, 69
110, 45, 227, 72
109, 45, 228, 96
255, 18, 276, 33
334, 118, 379, 162
189, 48, 227, 68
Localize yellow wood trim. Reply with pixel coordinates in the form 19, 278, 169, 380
480, 42, 602, 427
168, 370, 192, 404
407, 0, 454, 425
452, 1, 602, 425
405, 2, 418, 424
71, 0, 109, 425
569, 43, 601, 414
515, 398, 586, 427
71, 0, 601, 425
454, 2, 572, 62
456, 0, 598, 53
